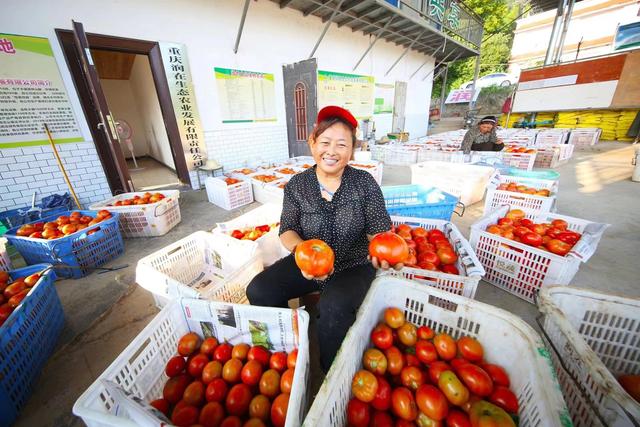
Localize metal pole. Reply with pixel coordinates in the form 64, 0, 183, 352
439, 64, 449, 116
544, 0, 566, 65
468, 54, 481, 108
421, 50, 458, 81
353, 16, 396, 71
309, 0, 346, 59
410, 41, 445, 79
385, 30, 426, 76
233, 0, 251, 54
553, 0, 575, 63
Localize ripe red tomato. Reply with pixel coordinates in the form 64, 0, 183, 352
183, 380, 205, 407
244, 418, 267, 427
519, 218, 534, 228
446, 409, 472, 427
384, 307, 405, 329
557, 231, 580, 245
270, 393, 289, 427
551, 219, 568, 230
231, 343, 250, 360
205, 378, 228, 402
241, 360, 263, 386
456, 364, 494, 397
451, 357, 470, 370
178, 332, 201, 357
369, 232, 410, 265
411, 227, 429, 239
417, 251, 440, 267
352, 369, 379, 402
222, 358, 243, 383
521, 232, 543, 247
200, 337, 219, 356
214, 342, 233, 363
397, 322, 417, 347
7, 289, 29, 308
149, 398, 170, 417
391, 387, 418, 421
434, 333, 457, 360
505, 209, 525, 220
416, 340, 438, 364
371, 375, 392, 411
384, 346, 405, 375
480, 363, 510, 388
371, 323, 394, 350
269, 352, 288, 372
171, 404, 199, 427
417, 260, 438, 271
225, 383, 252, 416
248, 345, 271, 367
457, 336, 484, 362
441, 264, 460, 275
363, 348, 388, 375
547, 239, 571, 256
259, 369, 281, 398
165, 356, 186, 378
417, 242, 436, 253
416, 384, 449, 421
188, 353, 210, 378
249, 394, 271, 421
220, 415, 243, 427
417, 325, 435, 340
469, 401, 515, 427
347, 398, 371, 427
619, 375, 640, 402
199, 401, 225, 427
287, 349, 298, 369
280, 368, 294, 394
163, 374, 191, 404
3, 281, 26, 299
497, 217, 514, 227
295, 239, 335, 277
529, 224, 546, 236
513, 226, 531, 238
405, 353, 421, 368
428, 361, 451, 385
370, 410, 394, 427
202, 360, 223, 384
400, 366, 425, 391
489, 385, 519, 414
437, 248, 458, 265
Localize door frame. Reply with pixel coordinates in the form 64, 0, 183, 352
283, 58, 318, 158
56, 29, 191, 192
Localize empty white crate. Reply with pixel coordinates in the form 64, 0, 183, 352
136, 231, 263, 308
304, 277, 571, 426
89, 190, 181, 238
73, 298, 310, 427
484, 175, 558, 216
569, 128, 601, 149
205, 177, 254, 211
349, 160, 383, 185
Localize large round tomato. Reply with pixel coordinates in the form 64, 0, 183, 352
434, 333, 457, 360
225, 383, 252, 416
369, 232, 409, 265
397, 322, 417, 347
391, 387, 418, 421
178, 332, 201, 357
469, 400, 515, 427
457, 336, 484, 362
546, 239, 571, 256
259, 369, 281, 398
165, 356, 186, 377
183, 380, 205, 407
438, 370, 470, 406
363, 348, 388, 375
347, 398, 370, 427
241, 360, 263, 386
371, 375, 392, 411
416, 340, 438, 364
400, 366, 425, 391
295, 239, 335, 277
384, 307, 406, 329
371, 323, 394, 350
205, 378, 228, 402
456, 364, 494, 397
352, 370, 378, 402
270, 393, 289, 427
199, 401, 225, 427
163, 374, 191, 404
415, 384, 449, 421
480, 363, 510, 388
489, 386, 519, 414
249, 394, 271, 421
384, 346, 405, 375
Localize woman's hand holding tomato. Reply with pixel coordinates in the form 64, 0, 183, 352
369, 231, 408, 271
294, 239, 335, 280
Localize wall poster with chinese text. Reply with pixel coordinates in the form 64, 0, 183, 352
0, 33, 83, 148
214, 67, 277, 123
159, 41, 206, 170
317, 70, 374, 120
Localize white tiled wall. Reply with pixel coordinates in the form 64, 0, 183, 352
0, 142, 112, 211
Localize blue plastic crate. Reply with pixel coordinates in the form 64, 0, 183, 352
507, 168, 560, 181
4, 210, 124, 278
0, 264, 63, 426
382, 185, 459, 220
0, 195, 73, 233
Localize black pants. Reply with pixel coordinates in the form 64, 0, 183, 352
246, 254, 375, 372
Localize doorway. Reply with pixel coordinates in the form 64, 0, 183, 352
56, 26, 191, 194
283, 58, 318, 157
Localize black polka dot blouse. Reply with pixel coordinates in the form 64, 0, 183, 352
280, 165, 392, 273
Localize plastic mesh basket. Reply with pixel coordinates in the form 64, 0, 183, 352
205, 177, 254, 210
382, 184, 460, 220
0, 264, 63, 427
484, 175, 558, 216
303, 277, 572, 426
538, 287, 640, 426
4, 210, 124, 278
0, 237, 11, 271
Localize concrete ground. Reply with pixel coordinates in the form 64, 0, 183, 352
13, 141, 640, 427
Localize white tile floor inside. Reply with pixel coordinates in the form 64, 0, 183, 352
126, 157, 181, 191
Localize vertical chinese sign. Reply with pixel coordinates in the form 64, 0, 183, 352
0, 33, 82, 148
159, 42, 206, 170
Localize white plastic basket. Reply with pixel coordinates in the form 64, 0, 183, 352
214, 203, 290, 267
470, 205, 608, 303
484, 175, 558, 216
229, 167, 260, 181
303, 277, 572, 426
205, 177, 254, 211
0, 237, 11, 271
568, 128, 601, 149
249, 173, 281, 204
411, 161, 495, 206
500, 151, 537, 170
379, 216, 485, 298
73, 298, 309, 427
136, 231, 263, 309
534, 144, 574, 168
349, 160, 383, 185
536, 130, 568, 145
384, 146, 418, 165
370, 145, 387, 162
89, 191, 181, 238
537, 287, 640, 427
416, 148, 466, 163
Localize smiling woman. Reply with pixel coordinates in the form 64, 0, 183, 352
246, 106, 401, 372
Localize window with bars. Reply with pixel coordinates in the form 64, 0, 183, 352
294, 82, 308, 142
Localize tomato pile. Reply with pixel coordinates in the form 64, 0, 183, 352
495, 182, 550, 197
229, 224, 278, 241
275, 168, 297, 175
0, 270, 43, 327
619, 375, 640, 403
276, 181, 288, 190
370, 225, 461, 275
15, 210, 112, 240
350, 163, 376, 169
503, 146, 535, 154
252, 175, 279, 183
225, 178, 241, 186
234, 168, 256, 175
108, 192, 166, 206
485, 209, 581, 255
347, 307, 519, 427
152, 332, 298, 427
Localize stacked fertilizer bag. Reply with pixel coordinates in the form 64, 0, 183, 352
616, 110, 637, 141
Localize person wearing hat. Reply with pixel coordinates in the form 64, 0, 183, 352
461, 115, 504, 154
246, 105, 401, 372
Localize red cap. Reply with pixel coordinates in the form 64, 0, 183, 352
316, 105, 358, 129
